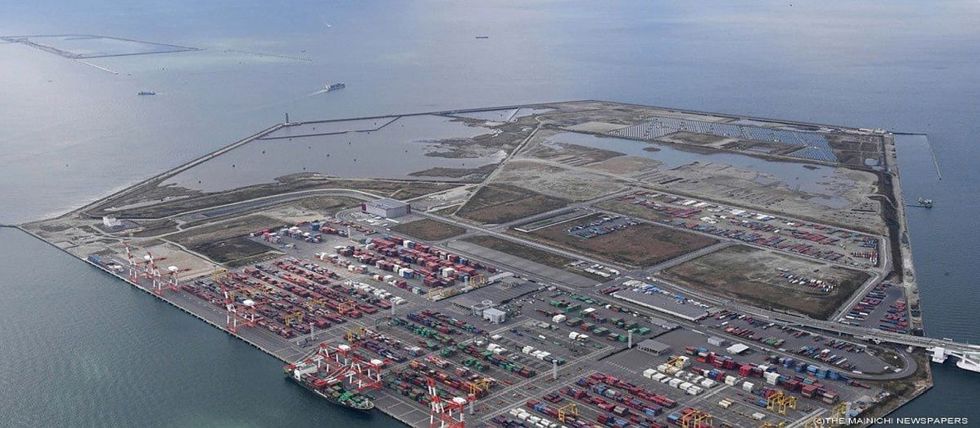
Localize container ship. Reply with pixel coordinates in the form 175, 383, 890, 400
284, 361, 375, 411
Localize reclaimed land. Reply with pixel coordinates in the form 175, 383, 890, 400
521, 213, 717, 267
660, 245, 870, 320
455, 184, 568, 224
391, 218, 466, 241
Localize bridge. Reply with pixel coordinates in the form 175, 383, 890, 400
930, 347, 980, 372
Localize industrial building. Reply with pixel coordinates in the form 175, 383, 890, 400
727, 343, 750, 355
612, 289, 710, 322
362, 198, 411, 218
637, 339, 671, 355
482, 307, 507, 324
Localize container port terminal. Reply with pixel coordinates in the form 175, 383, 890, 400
19, 101, 979, 428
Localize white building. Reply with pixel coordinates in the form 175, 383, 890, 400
361, 198, 411, 218
483, 307, 507, 324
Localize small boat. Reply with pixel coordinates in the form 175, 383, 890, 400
137, 91, 156, 96
475, 35, 489, 39
325, 83, 346, 92
916, 197, 933, 208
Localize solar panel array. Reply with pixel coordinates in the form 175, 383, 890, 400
613, 117, 838, 163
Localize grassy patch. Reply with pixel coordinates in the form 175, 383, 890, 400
462, 235, 606, 281
296, 196, 361, 213
456, 184, 568, 224
129, 219, 180, 238
170, 214, 285, 248
191, 236, 281, 268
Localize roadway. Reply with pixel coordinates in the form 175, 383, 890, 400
144, 184, 977, 356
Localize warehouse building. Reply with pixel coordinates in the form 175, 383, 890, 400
362, 198, 411, 218
482, 307, 507, 324
707, 336, 727, 347
727, 343, 750, 355
637, 339, 671, 356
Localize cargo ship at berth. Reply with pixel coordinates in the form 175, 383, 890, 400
284, 362, 375, 411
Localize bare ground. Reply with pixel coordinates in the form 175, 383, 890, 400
661, 245, 871, 319
521, 213, 718, 267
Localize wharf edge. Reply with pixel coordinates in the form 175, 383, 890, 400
8, 225, 415, 428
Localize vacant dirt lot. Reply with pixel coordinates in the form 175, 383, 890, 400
522, 213, 717, 267
391, 218, 466, 241
661, 245, 871, 319
596, 199, 670, 222
456, 184, 568, 224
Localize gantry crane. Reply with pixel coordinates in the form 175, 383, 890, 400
766, 391, 797, 416
427, 377, 466, 428
557, 403, 579, 423
680, 409, 712, 428
284, 310, 304, 326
